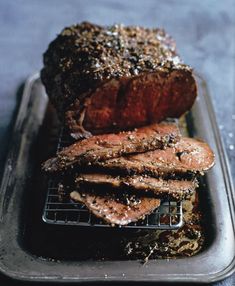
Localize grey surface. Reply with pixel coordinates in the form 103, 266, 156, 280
0, 0, 234, 285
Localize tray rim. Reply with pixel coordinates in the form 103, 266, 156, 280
0, 72, 234, 284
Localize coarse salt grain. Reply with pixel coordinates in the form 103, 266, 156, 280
229, 145, 234, 150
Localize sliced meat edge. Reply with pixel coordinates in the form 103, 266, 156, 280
94, 137, 215, 178
42, 122, 180, 173
75, 173, 197, 201
70, 191, 161, 226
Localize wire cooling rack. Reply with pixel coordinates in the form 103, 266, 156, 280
42, 127, 183, 229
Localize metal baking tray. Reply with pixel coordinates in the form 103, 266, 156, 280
0, 73, 234, 283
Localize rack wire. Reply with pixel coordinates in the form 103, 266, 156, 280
42, 127, 183, 230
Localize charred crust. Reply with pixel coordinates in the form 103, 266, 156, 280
41, 22, 194, 135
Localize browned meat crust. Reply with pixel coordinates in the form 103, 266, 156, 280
75, 173, 198, 201
42, 122, 180, 172
70, 190, 160, 226
95, 137, 215, 178
41, 22, 197, 138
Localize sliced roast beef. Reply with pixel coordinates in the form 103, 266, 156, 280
95, 137, 215, 178
70, 190, 160, 226
42, 122, 180, 172
41, 22, 197, 138
75, 173, 197, 201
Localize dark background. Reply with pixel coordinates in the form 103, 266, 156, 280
0, 0, 234, 285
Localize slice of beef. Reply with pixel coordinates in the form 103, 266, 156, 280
41, 22, 197, 138
75, 173, 197, 201
70, 191, 161, 226
42, 122, 180, 173
95, 137, 215, 178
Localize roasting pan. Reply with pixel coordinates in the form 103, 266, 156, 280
0, 73, 234, 284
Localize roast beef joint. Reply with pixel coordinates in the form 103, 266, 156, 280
41, 22, 197, 139
41, 22, 215, 228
